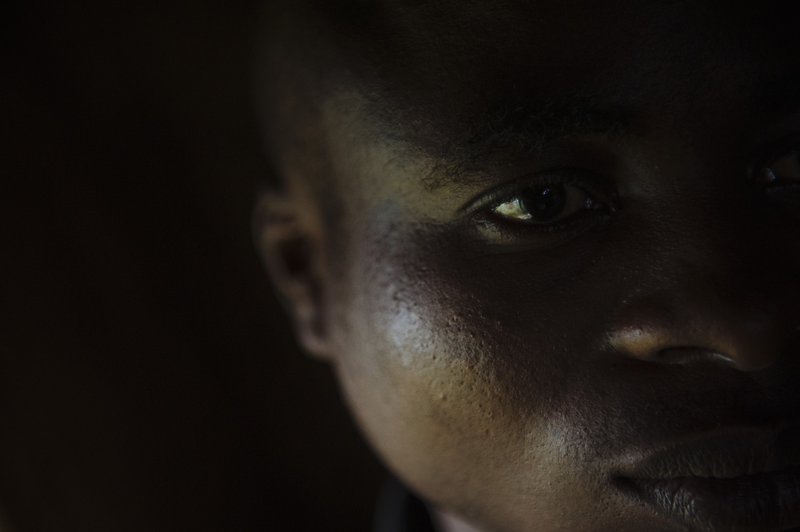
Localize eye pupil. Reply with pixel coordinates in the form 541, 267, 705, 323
521, 184, 566, 221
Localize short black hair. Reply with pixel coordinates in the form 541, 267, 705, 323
253, 0, 379, 193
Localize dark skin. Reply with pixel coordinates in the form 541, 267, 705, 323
257, 1, 800, 530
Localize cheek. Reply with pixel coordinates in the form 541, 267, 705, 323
329, 226, 586, 519
326, 212, 678, 529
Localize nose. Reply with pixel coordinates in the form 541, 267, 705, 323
607, 279, 798, 372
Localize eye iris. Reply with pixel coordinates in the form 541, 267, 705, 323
520, 184, 566, 221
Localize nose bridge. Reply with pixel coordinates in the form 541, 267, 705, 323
607, 221, 798, 372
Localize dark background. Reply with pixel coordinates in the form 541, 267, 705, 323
4, 2, 384, 531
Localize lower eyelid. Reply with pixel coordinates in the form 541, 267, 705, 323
464, 211, 613, 253
460, 169, 618, 220
482, 206, 607, 232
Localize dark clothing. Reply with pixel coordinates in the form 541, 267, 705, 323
374, 477, 437, 532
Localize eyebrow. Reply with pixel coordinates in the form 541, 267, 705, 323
374, 95, 634, 191
464, 97, 632, 153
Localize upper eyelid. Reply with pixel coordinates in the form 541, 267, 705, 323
458, 169, 612, 214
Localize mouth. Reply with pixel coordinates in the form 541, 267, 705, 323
613, 424, 800, 531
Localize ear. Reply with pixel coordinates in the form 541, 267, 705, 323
253, 190, 332, 360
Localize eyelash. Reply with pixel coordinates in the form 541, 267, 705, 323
466, 170, 617, 233
463, 136, 799, 240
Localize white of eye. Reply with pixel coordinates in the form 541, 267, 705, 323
494, 198, 533, 220
491, 183, 595, 224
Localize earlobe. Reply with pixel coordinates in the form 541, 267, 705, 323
253, 192, 332, 360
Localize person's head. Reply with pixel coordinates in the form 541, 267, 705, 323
255, 1, 800, 530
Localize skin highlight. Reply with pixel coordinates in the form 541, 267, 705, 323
256, 2, 800, 530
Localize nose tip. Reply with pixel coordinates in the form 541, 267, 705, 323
607, 310, 791, 372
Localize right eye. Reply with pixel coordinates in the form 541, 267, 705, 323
461, 169, 618, 245
492, 181, 604, 226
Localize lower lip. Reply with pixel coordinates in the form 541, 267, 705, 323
616, 466, 800, 531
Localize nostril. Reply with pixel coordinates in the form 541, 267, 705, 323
654, 347, 737, 367
605, 303, 789, 371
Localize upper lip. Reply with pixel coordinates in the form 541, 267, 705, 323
616, 422, 800, 481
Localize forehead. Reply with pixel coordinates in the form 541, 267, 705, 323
350, 1, 782, 81
305, 1, 799, 192
308, 1, 798, 169
324, 0, 797, 121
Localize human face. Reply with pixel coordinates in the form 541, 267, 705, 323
279, 2, 800, 530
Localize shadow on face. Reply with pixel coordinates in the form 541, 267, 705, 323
257, 1, 800, 530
